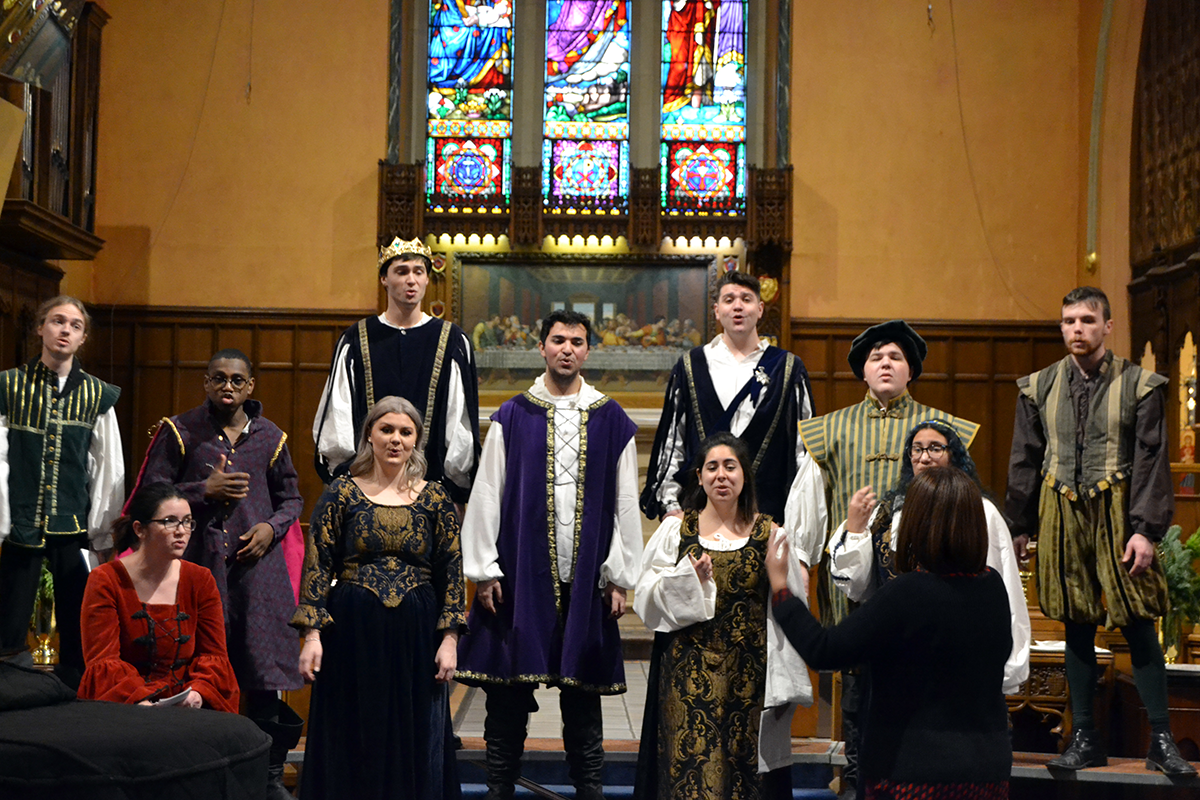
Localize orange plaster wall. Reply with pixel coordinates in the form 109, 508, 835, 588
74, 1, 1138, 329
83, 0, 387, 309
788, 1, 1086, 322
1092, 0, 1146, 358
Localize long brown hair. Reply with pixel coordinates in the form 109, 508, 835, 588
348, 396, 428, 484
894, 467, 987, 575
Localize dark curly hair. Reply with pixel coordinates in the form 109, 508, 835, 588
884, 420, 982, 512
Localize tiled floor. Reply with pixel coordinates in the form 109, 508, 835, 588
454, 660, 650, 740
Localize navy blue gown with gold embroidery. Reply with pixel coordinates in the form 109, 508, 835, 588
292, 477, 466, 800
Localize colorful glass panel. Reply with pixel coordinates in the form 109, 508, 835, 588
427, 1, 514, 200
543, 1, 631, 202
427, 137, 509, 197
660, 0, 746, 211
544, 139, 627, 198
660, 141, 743, 208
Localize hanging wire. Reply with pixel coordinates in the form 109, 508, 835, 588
246, 0, 254, 104
946, 0, 1043, 316
148, 0, 229, 253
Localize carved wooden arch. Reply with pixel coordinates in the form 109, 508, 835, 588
1127, 1, 1200, 458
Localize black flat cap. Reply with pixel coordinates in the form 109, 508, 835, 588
847, 320, 927, 380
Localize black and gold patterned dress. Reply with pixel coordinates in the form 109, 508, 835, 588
640, 512, 773, 800
291, 476, 466, 800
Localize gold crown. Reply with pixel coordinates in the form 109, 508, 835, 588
378, 236, 432, 266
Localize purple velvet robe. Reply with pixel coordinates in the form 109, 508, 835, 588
136, 399, 304, 691
457, 393, 636, 694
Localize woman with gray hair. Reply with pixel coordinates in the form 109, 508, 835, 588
292, 396, 466, 800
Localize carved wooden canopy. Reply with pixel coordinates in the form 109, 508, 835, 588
377, 163, 794, 252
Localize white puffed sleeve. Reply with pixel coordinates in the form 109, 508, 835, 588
440, 341, 477, 495
313, 339, 358, 476
599, 437, 643, 590
86, 408, 125, 551
984, 499, 1032, 694
827, 505, 889, 603
632, 516, 715, 632
761, 525, 814, 772
784, 450, 828, 567
460, 421, 506, 583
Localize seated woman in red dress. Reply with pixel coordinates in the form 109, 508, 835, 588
78, 482, 239, 711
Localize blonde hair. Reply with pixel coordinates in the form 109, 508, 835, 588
348, 396, 428, 486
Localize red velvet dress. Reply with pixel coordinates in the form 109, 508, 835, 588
78, 559, 239, 712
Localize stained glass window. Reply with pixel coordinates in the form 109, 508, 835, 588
426, 0, 514, 203
543, 1, 631, 205
660, 0, 746, 212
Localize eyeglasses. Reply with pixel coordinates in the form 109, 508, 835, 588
205, 374, 249, 389
148, 516, 197, 532
907, 443, 948, 458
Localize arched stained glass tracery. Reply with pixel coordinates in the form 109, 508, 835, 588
542, 1, 632, 206
420, 0, 753, 216
426, 0, 514, 204
660, 0, 746, 213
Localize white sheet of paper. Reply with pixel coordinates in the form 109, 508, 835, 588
154, 687, 193, 707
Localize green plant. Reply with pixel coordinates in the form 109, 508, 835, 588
1157, 524, 1200, 653
37, 560, 54, 604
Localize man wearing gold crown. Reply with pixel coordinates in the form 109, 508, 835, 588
313, 238, 480, 508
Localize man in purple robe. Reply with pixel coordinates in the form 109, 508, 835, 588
457, 309, 643, 800
135, 348, 304, 800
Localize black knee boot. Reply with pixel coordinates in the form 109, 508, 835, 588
254, 700, 304, 800
483, 685, 536, 800
561, 688, 604, 800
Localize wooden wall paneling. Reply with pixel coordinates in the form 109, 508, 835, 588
790, 319, 1065, 501
1130, 0, 1200, 269
94, 310, 1073, 531
1176, 496, 1200, 540
87, 308, 363, 529
0, 250, 63, 369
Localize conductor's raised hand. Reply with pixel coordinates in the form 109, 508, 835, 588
765, 531, 790, 594
476, 578, 503, 614
204, 454, 250, 501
